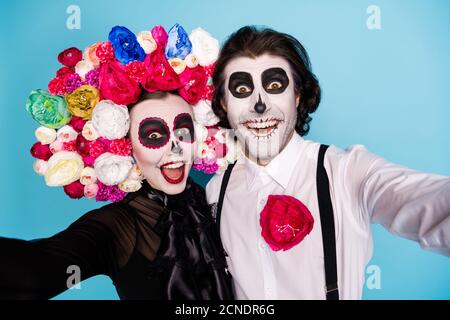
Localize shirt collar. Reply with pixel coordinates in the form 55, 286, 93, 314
243, 133, 305, 190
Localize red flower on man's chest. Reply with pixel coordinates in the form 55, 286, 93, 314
260, 195, 314, 251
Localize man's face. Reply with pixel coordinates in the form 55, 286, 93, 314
222, 54, 299, 164
130, 94, 196, 195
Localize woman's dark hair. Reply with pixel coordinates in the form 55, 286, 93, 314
212, 26, 321, 136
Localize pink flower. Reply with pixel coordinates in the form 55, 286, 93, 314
85, 69, 100, 88
178, 65, 208, 105
89, 137, 111, 159
48, 78, 66, 95
151, 25, 168, 48
82, 155, 95, 167
30, 142, 53, 161
192, 157, 219, 174
141, 49, 181, 92
95, 42, 115, 63
64, 73, 84, 93
260, 195, 314, 252
63, 181, 85, 199
84, 183, 99, 199
49, 140, 64, 154
109, 138, 132, 156
99, 60, 141, 105
95, 181, 127, 202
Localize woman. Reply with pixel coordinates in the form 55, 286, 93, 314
0, 24, 234, 300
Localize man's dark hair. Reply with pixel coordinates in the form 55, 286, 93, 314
212, 26, 321, 136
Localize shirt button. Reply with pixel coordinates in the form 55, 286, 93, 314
259, 198, 266, 205
259, 241, 266, 250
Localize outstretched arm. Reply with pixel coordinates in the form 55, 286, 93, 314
0, 206, 126, 299
355, 147, 450, 256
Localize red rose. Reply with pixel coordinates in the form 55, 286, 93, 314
95, 42, 115, 63
68, 116, 86, 132
63, 181, 85, 199
109, 138, 132, 156
178, 65, 208, 105
75, 134, 91, 157
260, 195, 314, 251
89, 138, 111, 159
30, 142, 53, 161
141, 50, 181, 93
62, 141, 77, 151
58, 47, 82, 67
56, 66, 75, 79
48, 77, 66, 95
125, 61, 146, 83
99, 60, 141, 105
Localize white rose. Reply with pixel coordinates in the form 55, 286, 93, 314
137, 31, 157, 54
81, 121, 99, 141
57, 125, 78, 143
168, 58, 186, 74
45, 151, 84, 187
196, 142, 215, 160
194, 123, 208, 143
75, 60, 94, 80
192, 100, 220, 126
94, 152, 133, 186
216, 158, 229, 174
92, 100, 130, 139
214, 128, 228, 144
118, 179, 142, 193
127, 164, 144, 181
189, 28, 220, 66
35, 126, 57, 145
33, 159, 48, 176
80, 167, 97, 185
184, 53, 199, 68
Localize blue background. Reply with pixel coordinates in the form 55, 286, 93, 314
0, 0, 448, 299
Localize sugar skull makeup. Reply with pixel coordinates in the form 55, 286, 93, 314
222, 54, 299, 164
130, 94, 196, 195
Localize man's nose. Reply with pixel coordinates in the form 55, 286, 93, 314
254, 94, 267, 114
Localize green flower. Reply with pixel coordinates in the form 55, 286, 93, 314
26, 89, 72, 129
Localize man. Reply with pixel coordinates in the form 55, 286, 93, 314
206, 26, 450, 300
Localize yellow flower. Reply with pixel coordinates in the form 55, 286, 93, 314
65, 85, 99, 120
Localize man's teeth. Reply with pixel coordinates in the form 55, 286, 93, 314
243, 119, 280, 137
245, 119, 279, 129
161, 162, 184, 169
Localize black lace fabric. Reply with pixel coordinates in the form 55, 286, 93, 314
0, 178, 233, 300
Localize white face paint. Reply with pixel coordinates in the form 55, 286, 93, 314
222, 54, 299, 165
129, 94, 196, 195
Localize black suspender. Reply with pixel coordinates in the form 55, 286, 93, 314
316, 144, 339, 300
215, 144, 339, 300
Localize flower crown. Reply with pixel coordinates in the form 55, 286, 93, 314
27, 23, 237, 202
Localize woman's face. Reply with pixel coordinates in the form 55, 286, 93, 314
129, 94, 196, 195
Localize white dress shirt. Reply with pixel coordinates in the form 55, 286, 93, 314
206, 133, 450, 299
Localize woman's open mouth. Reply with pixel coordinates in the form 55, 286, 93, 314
160, 161, 185, 184
243, 118, 281, 138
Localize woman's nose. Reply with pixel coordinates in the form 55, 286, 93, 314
171, 141, 182, 155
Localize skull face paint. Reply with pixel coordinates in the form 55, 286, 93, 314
223, 54, 299, 165
130, 94, 196, 195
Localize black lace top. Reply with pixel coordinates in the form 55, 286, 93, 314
0, 178, 233, 300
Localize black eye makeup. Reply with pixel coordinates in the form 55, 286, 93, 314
228, 72, 254, 98
173, 113, 195, 143
138, 117, 170, 149
261, 68, 289, 94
